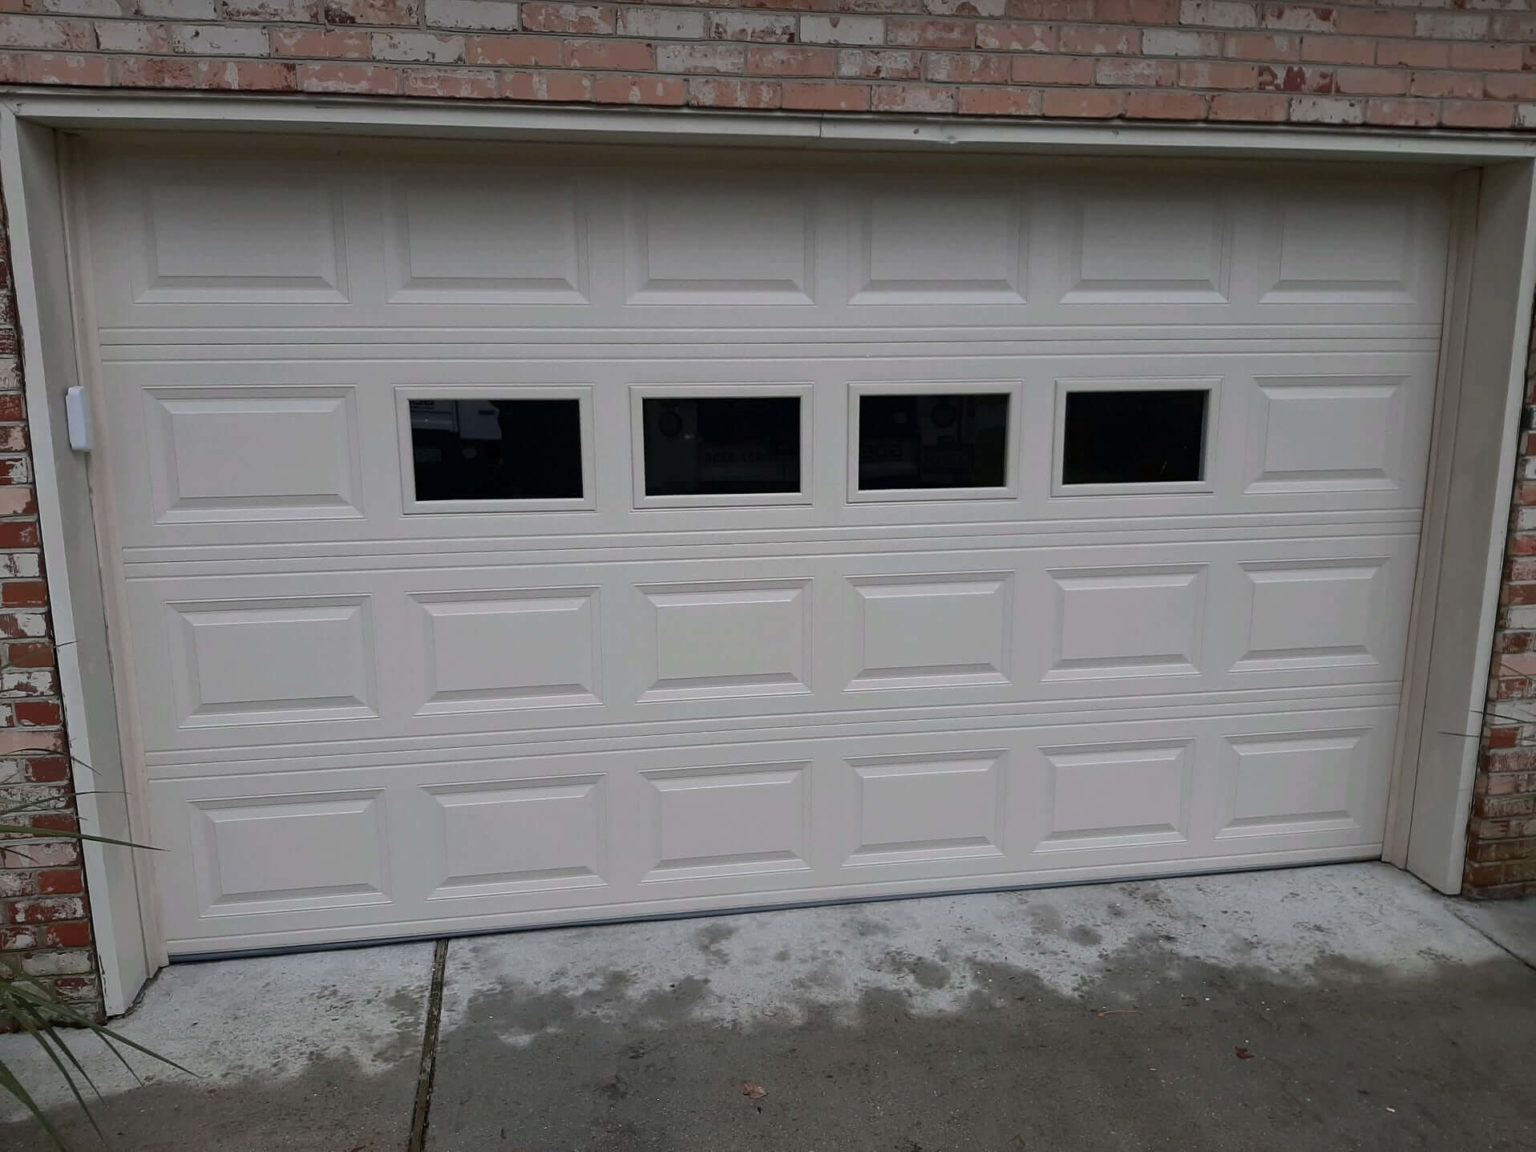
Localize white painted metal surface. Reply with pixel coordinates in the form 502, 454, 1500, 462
76, 137, 1453, 953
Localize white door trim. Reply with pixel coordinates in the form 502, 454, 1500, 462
1, 95, 1530, 1011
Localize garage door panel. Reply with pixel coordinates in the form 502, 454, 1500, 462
124, 533, 1414, 758
147, 705, 1397, 951
86, 143, 1450, 334
98, 351, 1439, 555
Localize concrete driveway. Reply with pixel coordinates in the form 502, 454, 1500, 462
2, 863, 1534, 1152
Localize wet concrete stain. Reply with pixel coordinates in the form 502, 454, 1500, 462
695, 924, 737, 964
426, 938, 1536, 1152
881, 950, 953, 990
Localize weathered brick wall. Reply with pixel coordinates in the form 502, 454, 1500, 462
0, 208, 99, 1018
0, 0, 1533, 1019
1469, 330, 1536, 899
0, 0, 1530, 125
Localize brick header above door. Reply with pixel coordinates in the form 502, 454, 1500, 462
0, 0, 1531, 128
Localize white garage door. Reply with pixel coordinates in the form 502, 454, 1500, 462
78, 138, 1451, 955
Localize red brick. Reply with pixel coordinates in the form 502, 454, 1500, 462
1334, 8, 1410, 39
974, 21, 1053, 51
1209, 89, 1287, 120
886, 17, 975, 47
685, 76, 780, 106
1441, 99, 1514, 129
1334, 67, 1408, 98
1124, 88, 1208, 118
499, 67, 594, 99
5, 640, 52, 669
1257, 63, 1333, 93
1485, 73, 1536, 103
563, 38, 654, 69
1376, 39, 1448, 70
747, 44, 836, 76
780, 78, 870, 109
296, 61, 401, 92
1298, 35, 1373, 67
837, 48, 921, 79
1362, 98, 1438, 128
926, 51, 1009, 83
320, 0, 418, 24
466, 34, 561, 66
401, 66, 498, 97
590, 72, 685, 103
270, 26, 371, 58
1178, 60, 1256, 89
1409, 70, 1482, 100
1012, 53, 1093, 84
1057, 23, 1139, 54
36, 869, 83, 896
1095, 57, 1176, 86
871, 82, 957, 111
1223, 31, 1298, 61
1450, 42, 1523, 74
21, 51, 109, 85
956, 84, 1040, 114
520, 1, 613, 34
2, 581, 47, 608
1041, 86, 1125, 117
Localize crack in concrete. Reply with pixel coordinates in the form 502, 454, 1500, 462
407, 939, 449, 1152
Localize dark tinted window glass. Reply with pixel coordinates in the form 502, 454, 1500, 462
642, 396, 800, 497
410, 398, 582, 502
1062, 390, 1207, 486
858, 393, 1009, 491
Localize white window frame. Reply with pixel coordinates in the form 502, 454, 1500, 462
393, 384, 597, 515
847, 379, 1022, 503
1051, 376, 1221, 497
628, 382, 814, 510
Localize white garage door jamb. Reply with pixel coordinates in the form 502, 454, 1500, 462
0, 96, 1532, 1013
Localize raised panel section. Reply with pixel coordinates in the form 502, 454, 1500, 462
1061, 189, 1229, 303
415, 589, 600, 713
627, 180, 814, 304
851, 189, 1026, 304
169, 596, 376, 726
1260, 189, 1416, 303
1246, 376, 1405, 493
639, 581, 810, 701
1038, 742, 1191, 852
146, 387, 362, 522
1047, 566, 1204, 679
849, 574, 1011, 690
844, 752, 1005, 867
386, 174, 587, 303
642, 762, 810, 881
136, 176, 347, 303
190, 790, 387, 912
1235, 561, 1382, 672
1218, 730, 1368, 838
425, 776, 605, 897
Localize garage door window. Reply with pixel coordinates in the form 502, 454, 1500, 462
400, 389, 594, 512
1058, 384, 1213, 492
857, 393, 1010, 492
637, 391, 809, 505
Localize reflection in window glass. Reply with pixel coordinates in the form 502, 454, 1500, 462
1062, 389, 1207, 486
858, 393, 1009, 491
642, 396, 800, 497
409, 398, 583, 502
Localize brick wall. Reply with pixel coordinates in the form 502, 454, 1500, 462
1469, 330, 1536, 900
0, 206, 99, 1019
0, 0, 1528, 126
0, 0, 1532, 1019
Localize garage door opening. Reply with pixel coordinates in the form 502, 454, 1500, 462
71, 136, 1454, 955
